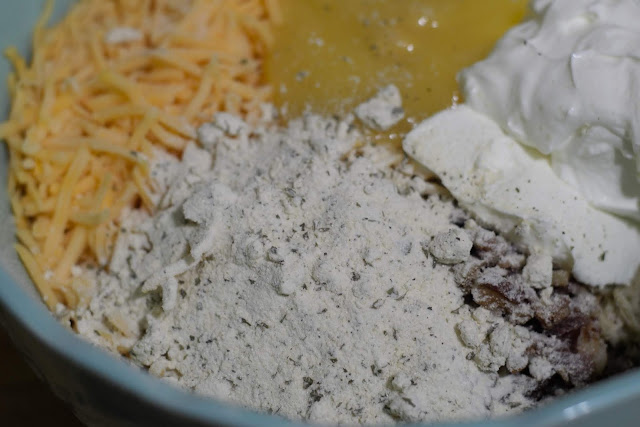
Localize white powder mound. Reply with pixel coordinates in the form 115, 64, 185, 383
68, 111, 540, 424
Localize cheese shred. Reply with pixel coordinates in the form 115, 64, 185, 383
2, 0, 279, 308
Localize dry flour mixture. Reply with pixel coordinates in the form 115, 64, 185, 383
65, 92, 618, 424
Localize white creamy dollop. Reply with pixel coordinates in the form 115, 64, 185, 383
404, 106, 640, 286
460, 0, 640, 221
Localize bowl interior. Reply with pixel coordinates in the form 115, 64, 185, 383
0, 2, 640, 427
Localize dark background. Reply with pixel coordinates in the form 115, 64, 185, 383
0, 326, 83, 426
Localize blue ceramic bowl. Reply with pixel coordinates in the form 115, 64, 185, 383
1, 2, 639, 426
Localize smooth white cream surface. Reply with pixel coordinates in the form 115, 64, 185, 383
460, 0, 640, 221
404, 106, 640, 286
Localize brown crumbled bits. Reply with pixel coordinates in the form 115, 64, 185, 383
448, 220, 616, 393
551, 269, 570, 288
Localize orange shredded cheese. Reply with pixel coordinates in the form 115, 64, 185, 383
2, 0, 279, 309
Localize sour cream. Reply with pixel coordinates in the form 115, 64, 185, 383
460, 0, 640, 221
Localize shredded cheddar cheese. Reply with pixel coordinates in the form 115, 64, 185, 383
2, 0, 280, 310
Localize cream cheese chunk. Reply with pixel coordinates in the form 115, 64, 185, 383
404, 106, 640, 286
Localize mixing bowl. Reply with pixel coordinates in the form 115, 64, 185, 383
1, 1, 639, 426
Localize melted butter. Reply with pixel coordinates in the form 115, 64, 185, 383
267, 0, 528, 132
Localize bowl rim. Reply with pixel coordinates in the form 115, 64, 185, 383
1, 0, 640, 425
2, 264, 640, 427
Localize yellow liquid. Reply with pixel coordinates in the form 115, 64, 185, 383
267, 0, 527, 130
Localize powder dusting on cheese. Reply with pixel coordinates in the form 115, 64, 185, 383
1, 0, 281, 309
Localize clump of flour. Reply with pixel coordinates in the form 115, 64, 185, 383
355, 85, 405, 131
66, 99, 565, 424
